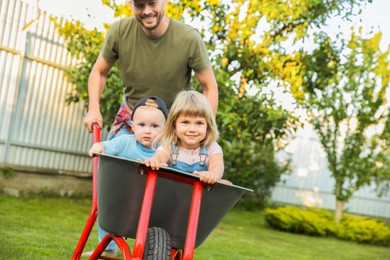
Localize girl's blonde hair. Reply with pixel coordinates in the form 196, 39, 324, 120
157, 90, 219, 149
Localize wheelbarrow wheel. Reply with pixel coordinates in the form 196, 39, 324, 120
143, 227, 171, 260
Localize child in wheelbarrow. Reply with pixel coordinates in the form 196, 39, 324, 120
85, 95, 168, 257
145, 90, 225, 185
88, 96, 168, 159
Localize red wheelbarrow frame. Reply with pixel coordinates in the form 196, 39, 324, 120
72, 124, 251, 260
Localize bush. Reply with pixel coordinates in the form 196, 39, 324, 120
264, 206, 390, 246
264, 206, 336, 236
337, 215, 390, 246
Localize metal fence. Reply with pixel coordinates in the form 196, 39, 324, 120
272, 125, 390, 218
0, 0, 92, 175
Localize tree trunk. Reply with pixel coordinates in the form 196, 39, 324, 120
335, 200, 344, 223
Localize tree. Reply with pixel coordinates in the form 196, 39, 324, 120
294, 30, 390, 222
53, 0, 373, 207
170, 0, 372, 206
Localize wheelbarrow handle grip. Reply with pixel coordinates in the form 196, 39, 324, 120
92, 122, 101, 144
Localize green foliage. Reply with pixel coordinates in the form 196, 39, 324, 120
1, 167, 14, 179
52, 0, 376, 208
295, 30, 390, 206
264, 206, 336, 236
265, 206, 390, 246
216, 84, 299, 206
338, 215, 390, 246
171, 0, 369, 206
50, 17, 123, 128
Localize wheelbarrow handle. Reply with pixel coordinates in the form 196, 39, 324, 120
72, 122, 101, 259
92, 122, 101, 144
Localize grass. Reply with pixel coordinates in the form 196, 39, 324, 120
0, 195, 388, 259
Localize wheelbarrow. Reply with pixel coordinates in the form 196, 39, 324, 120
72, 125, 253, 260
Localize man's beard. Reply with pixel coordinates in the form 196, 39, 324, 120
138, 14, 164, 31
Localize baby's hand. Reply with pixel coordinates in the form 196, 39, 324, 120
194, 171, 220, 184
88, 143, 105, 157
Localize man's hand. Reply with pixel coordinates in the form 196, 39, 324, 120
83, 109, 103, 132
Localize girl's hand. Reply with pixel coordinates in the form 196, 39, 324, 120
144, 150, 169, 170
194, 171, 220, 184
88, 143, 105, 157
144, 159, 167, 170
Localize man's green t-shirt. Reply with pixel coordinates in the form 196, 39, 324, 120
101, 17, 211, 108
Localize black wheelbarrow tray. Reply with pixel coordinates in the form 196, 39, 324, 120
72, 128, 253, 260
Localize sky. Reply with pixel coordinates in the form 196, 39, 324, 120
36, 0, 118, 30
32, 0, 390, 49
324, 0, 390, 50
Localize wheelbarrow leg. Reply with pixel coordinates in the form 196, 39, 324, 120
132, 171, 158, 259
90, 234, 132, 260
171, 248, 182, 260
72, 207, 98, 260
182, 182, 203, 260
72, 155, 99, 259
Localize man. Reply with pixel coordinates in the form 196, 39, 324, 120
81, 0, 218, 256
83, 0, 218, 137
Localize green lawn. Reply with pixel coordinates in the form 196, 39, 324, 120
0, 195, 388, 259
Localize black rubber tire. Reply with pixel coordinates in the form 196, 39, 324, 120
143, 227, 171, 260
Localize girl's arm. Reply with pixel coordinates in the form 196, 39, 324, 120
194, 153, 224, 184
88, 142, 105, 157
144, 149, 169, 170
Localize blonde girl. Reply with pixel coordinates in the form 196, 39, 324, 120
145, 90, 224, 184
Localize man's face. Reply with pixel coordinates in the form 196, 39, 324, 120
130, 0, 167, 31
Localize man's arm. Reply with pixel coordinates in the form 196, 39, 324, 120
83, 54, 116, 132
194, 65, 218, 116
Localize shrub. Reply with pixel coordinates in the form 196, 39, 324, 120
337, 215, 390, 246
264, 206, 336, 236
264, 206, 390, 246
